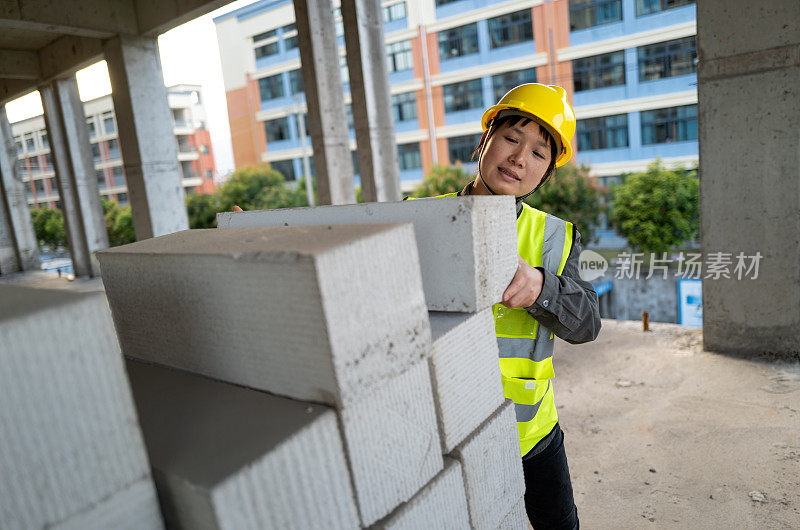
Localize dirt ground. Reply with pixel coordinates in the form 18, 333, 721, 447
549, 319, 800, 529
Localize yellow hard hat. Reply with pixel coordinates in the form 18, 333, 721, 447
481, 83, 576, 168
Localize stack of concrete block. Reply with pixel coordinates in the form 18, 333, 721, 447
218, 197, 527, 529
217, 195, 518, 311
125, 359, 360, 529
0, 285, 162, 530
97, 224, 443, 527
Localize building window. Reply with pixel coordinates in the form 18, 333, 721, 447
386, 40, 413, 72
252, 29, 277, 42
392, 92, 417, 122
24, 133, 35, 151
448, 134, 482, 164
270, 159, 296, 180
34, 179, 45, 195
102, 111, 115, 134
284, 23, 298, 51
488, 9, 533, 49
641, 104, 697, 144
492, 68, 537, 101
576, 114, 629, 150
111, 165, 125, 187
443, 79, 483, 113
255, 42, 279, 59
86, 118, 96, 139
14, 136, 23, 154
638, 36, 697, 82
293, 114, 310, 136
40, 131, 48, 149
383, 2, 406, 22
569, 0, 622, 31
346, 104, 354, 130
398, 142, 422, 170
43, 152, 52, 169
258, 74, 285, 101
636, 0, 694, 16
573, 50, 626, 91
96, 169, 106, 189
264, 117, 291, 142
117, 193, 128, 205
339, 55, 349, 83
438, 23, 479, 60
107, 138, 121, 160
26, 156, 41, 174
288, 69, 303, 94
91, 143, 100, 162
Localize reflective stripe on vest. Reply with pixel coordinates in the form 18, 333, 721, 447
494, 203, 572, 456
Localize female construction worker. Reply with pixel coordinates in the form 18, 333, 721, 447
438, 83, 601, 529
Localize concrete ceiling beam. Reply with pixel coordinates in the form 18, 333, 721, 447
0, 0, 137, 38
0, 50, 40, 79
0, 78, 36, 102
38, 35, 104, 80
134, 0, 231, 37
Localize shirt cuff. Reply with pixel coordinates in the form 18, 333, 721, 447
527, 266, 558, 315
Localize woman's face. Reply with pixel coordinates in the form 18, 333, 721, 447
478, 119, 553, 197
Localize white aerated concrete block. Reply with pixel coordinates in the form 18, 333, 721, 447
342, 361, 443, 526
372, 458, 469, 530
452, 400, 525, 530
96, 225, 430, 408
125, 360, 360, 530
496, 496, 527, 530
217, 196, 517, 312
0, 286, 162, 530
429, 309, 505, 452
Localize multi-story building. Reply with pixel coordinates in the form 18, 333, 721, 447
11, 84, 217, 209
214, 0, 696, 243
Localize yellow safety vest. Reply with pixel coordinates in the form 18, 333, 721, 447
436, 193, 573, 456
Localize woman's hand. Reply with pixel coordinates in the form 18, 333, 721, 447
501, 255, 544, 308
232, 205, 243, 212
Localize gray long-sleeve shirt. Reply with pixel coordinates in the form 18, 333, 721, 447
458, 182, 601, 344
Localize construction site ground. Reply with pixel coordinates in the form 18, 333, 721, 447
554, 319, 800, 529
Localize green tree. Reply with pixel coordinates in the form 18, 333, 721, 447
29, 207, 67, 249
217, 165, 309, 212
101, 198, 136, 247
186, 192, 220, 229
411, 164, 472, 198
524, 162, 605, 246
610, 158, 699, 253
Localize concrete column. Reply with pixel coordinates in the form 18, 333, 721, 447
103, 35, 188, 239
40, 78, 109, 277
293, 0, 356, 205
697, 0, 800, 360
0, 106, 39, 273
341, 0, 401, 203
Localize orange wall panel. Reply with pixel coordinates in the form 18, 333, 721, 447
226, 76, 264, 169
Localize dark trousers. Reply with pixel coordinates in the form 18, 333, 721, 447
521, 423, 579, 529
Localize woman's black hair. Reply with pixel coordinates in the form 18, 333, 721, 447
470, 114, 558, 199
